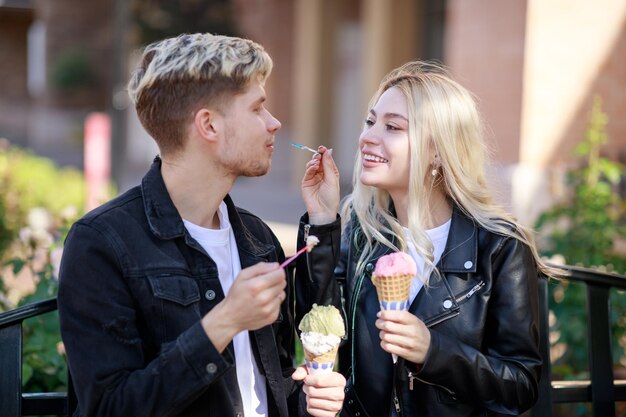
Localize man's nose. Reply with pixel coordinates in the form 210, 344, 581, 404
267, 112, 281, 133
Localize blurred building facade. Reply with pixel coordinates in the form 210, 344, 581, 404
1, 0, 625, 225
0, 0, 116, 166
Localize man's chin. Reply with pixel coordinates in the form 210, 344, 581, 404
241, 163, 271, 178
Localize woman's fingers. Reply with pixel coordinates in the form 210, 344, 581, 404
376, 310, 431, 363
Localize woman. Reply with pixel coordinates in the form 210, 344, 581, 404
295, 61, 549, 416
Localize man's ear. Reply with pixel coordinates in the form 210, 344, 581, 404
193, 108, 221, 143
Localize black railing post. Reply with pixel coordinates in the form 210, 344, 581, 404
0, 298, 68, 416
0, 324, 22, 417
531, 277, 553, 417
586, 283, 615, 416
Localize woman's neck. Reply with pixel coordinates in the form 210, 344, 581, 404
391, 189, 452, 230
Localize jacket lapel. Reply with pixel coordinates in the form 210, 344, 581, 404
410, 206, 478, 327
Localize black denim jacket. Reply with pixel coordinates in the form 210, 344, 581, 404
58, 158, 303, 417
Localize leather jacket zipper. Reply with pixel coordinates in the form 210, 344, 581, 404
392, 361, 402, 415
424, 310, 460, 328
392, 387, 402, 415
454, 280, 485, 304
407, 370, 417, 390
407, 369, 456, 396
303, 224, 314, 283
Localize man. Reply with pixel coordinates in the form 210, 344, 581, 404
58, 33, 345, 417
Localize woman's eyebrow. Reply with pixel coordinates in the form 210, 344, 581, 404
369, 109, 408, 121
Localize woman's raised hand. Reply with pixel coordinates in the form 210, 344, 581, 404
301, 146, 340, 225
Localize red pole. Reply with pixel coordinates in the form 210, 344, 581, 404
84, 113, 111, 211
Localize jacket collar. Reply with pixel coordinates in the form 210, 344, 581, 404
371, 203, 478, 276
375, 203, 478, 275
438, 205, 478, 276
141, 157, 185, 240
140, 156, 274, 260
225, 202, 275, 266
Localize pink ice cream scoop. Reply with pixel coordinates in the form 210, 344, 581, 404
374, 251, 417, 277
371, 252, 417, 312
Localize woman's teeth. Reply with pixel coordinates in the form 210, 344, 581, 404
363, 154, 388, 163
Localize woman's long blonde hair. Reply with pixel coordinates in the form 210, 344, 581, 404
342, 61, 552, 280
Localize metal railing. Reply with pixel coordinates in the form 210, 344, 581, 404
0, 263, 625, 416
0, 298, 74, 417
531, 264, 626, 416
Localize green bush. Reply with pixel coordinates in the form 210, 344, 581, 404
0, 143, 86, 256
10, 255, 66, 393
0, 141, 114, 395
535, 96, 626, 382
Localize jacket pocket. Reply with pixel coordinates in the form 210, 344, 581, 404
148, 274, 201, 306
145, 274, 202, 342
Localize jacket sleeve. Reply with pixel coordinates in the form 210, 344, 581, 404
415, 236, 542, 415
294, 213, 343, 328
58, 222, 234, 417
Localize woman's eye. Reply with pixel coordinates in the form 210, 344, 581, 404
364, 119, 374, 127
386, 124, 399, 131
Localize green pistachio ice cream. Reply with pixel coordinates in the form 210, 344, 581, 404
299, 304, 345, 337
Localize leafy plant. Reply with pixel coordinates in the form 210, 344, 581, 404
2, 203, 76, 394
9, 246, 67, 393
0, 143, 86, 261
535, 96, 626, 380
0, 141, 113, 395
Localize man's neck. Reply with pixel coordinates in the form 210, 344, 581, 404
161, 153, 235, 229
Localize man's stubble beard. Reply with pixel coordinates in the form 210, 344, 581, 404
222, 134, 271, 178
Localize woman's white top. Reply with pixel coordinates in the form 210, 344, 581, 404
404, 218, 451, 304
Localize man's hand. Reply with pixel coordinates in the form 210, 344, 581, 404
301, 146, 340, 225
292, 365, 346, 417
202, 262, 286, 352
375, 310, 431, 364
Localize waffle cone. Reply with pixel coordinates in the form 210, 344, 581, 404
372, 273, 413, 303
304, 345, 338, 363
303, 345, 338, 374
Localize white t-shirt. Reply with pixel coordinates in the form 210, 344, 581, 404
184, 202, 268, 417
391, 219, 451, 416
404, 219, 451, 304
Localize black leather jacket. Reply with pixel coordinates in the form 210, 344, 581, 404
295, 207, 542, 417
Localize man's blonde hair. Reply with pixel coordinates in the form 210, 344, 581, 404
128, 33, 273, 155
